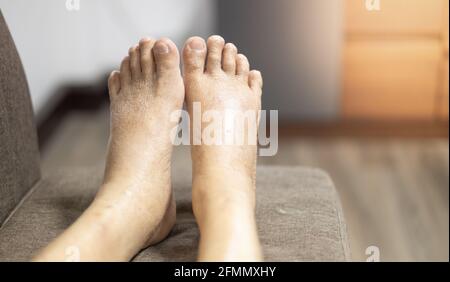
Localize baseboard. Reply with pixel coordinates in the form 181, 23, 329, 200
36, 81, 449, 151
277, 120, 449, 138
36, 77, 109, 150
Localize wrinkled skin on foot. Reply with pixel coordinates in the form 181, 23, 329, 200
33, 38, 184, 262
183, 36, 262, 182
103, 38, 184, 249
183, 35, 263, 261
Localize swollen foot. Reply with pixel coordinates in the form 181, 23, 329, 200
183, 35, 263, 261
33, 38, 184, 261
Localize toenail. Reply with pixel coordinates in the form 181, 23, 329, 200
225, 43, 236, 51
210, 35, 224, 43
139, 37, 151, 44
189, 39, 206, 51
129, 45, 139, 54
153, 42, 170, 54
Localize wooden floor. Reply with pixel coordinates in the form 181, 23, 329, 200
41, 106, 449, 261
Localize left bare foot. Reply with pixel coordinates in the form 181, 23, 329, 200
33, 37, 184, 261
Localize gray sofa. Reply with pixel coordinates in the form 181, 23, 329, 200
0, 11, 350, 261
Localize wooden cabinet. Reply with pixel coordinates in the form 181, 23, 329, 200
345, 0, 445, 35
343, 40, 441, 120
438, 59, 449, 120
438, 0, 449, 120
342, 0, 449, 121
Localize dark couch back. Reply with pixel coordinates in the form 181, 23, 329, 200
0, 10, 40, 225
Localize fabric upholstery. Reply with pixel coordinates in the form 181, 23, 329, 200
0, 165, 350, 261
0, 10, 41, 225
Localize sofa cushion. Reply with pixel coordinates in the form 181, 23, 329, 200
0, 165, 350, 261
0, 10, 41, 225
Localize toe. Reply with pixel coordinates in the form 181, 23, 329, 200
108, 70, 121, 97
128, 45, 141, 80
236, 54, 250, 78
119, 56, 131, 85
153, 38, 180, 77
222, 43, 237, 74
139, 37, 156, 78
206, 35, 225, 74
182, 36, 207, 75
248, 70, 263, 94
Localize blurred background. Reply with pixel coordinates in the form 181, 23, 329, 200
0, 0, 448, 261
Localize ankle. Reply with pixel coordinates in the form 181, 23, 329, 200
192, 172, 256, 229
192, 170, 255, 207
87, 182, 173, 254
193, 164, 255, 187
194, 199, 262, 261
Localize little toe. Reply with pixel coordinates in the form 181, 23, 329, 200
236, 54, 250, 78
108, 70, 121, 98
248, 70, 263, 95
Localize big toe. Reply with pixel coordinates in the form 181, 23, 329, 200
152, 38, 181, 78
182, 36, 207, 76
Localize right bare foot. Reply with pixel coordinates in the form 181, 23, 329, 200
182, 35, 263, 261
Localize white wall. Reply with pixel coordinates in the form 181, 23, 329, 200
0, 0, 215, 115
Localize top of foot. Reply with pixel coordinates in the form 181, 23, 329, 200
182, 35, 263, 174
183, 35, 262, 110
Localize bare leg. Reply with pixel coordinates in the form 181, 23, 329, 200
33, 38, 184, 261
183, 36, 264, 261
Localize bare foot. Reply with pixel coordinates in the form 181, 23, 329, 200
182, 35, 263, 261
101, 37, 184, 248
33, 38, 184, 261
